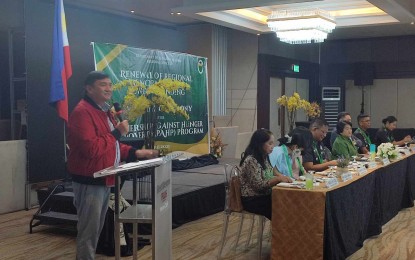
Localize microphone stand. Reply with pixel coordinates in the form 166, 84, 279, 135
360, 86, 365, 114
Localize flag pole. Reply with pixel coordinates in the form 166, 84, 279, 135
50, 0, 72, 180
64, 121, 67, 162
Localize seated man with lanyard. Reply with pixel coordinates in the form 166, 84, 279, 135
303, 118, 338, 172
353, 114, 371, 154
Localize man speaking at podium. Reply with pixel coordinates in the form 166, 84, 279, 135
67, 71, 158, 260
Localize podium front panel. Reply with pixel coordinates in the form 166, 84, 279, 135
153, 160, 172, 259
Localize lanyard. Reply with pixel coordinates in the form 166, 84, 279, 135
357, 128, 371, 145
282, 145, 293, 178
384, 127, 394, 142
296, 157, 305, 176
263, 167, 274, 180
312, 141, 323, 164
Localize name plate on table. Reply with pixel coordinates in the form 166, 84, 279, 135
325, 178, 339, 189
368, 161, 378, 168
341, 172, 353, 182
357, 167, 368, 175
382, 158, 390, 166
404, 149, 412, 156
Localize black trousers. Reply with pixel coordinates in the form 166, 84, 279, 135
241, 194, 272, 220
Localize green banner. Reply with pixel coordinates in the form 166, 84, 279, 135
92, 42, 209, 154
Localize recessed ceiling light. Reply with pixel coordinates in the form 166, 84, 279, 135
130, 10, 135, 14
177, 12, 182, 15
411, 21, 415, 25
257, 33, 260, 36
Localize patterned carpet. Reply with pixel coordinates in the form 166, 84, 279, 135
348, 207, 415, 260
1, 204, 414, 259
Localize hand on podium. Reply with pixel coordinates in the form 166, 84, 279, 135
135, 149, 159, 159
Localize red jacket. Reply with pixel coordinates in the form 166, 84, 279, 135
67, 97, 134, 186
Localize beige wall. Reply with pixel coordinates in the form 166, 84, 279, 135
183, 25, 259, 133
345, 78, 415, 128
0, 140, 27, 213
182, 24, 258, 132
181, 24, 213, 124
227, 30, 258, 133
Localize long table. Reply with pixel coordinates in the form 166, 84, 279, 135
271, 153, 415, 260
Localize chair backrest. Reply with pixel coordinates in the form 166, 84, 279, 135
224, 164, 243, 213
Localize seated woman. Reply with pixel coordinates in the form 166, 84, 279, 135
374, 116, 412, 147
269, 133, 306, 180
331, 121, 358, 159
239, 129, 292, 220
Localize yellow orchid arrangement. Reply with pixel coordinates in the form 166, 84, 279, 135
112, 78, 191, 122
276, 92, 309, 113
277, 92, 320, 131
112, 78, 191, 149
305, 101, 321, 119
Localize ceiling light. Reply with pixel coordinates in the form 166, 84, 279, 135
130, 10, 135, 14
267, 8, 336, 44
411, 21, 415, 25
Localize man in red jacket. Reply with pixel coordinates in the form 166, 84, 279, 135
67, 71, 157, 260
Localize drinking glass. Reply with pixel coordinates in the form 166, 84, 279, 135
370, 144, 376, 161
305, 172, 314, 190
352, 155, 357, 163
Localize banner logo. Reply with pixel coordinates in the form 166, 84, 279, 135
197, 59, 204, 74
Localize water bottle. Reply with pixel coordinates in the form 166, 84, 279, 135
370, 144, 376, 161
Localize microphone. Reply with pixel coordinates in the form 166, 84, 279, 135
113, 102, 125, 122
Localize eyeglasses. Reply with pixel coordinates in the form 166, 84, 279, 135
314, 128, 327, 136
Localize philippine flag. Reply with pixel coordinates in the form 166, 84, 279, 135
49, 0, 72, 122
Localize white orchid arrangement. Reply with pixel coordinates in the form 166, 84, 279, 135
376, 142, 399, 160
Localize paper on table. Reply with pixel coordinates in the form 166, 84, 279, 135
315, 171, 329, 176
93, 157, 170, 178
119, 158, 163, 169
276, 181, 305, 189
276, 183, 293, 187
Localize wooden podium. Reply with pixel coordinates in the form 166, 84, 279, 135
94, 153, 179, 260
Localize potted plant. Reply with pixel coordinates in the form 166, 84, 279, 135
336, 156, 349, 177
209, 128, 227, 158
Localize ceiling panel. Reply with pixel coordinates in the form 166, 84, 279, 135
64, 0, 415, 39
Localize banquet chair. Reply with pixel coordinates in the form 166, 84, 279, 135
217, 164, 267, 259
